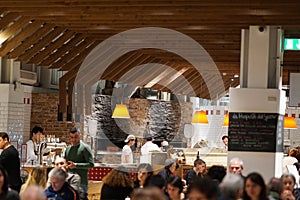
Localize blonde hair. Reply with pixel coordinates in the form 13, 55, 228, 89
20, 167, 47, 193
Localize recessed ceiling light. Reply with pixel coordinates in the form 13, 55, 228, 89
234, 74, 239, 78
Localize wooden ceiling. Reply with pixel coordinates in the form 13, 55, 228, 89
1, 0, 300, 102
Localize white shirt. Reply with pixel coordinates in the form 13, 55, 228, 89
121, 145, 133, 164
140, 141, 161, 163
26, 140, 38, 164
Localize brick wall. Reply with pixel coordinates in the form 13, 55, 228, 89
30, 93, 74, 143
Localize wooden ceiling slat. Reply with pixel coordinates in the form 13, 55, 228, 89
17, 27, 66, 62
0, 1, 299, 99
6, 23, 55, 59
28, 30, 76, 64
0, 16, 31, 44
111, 55, 156, 82
59, 41, 99, 71
0, 12, 19, 29
49, 37, 94, 69
40, 33, 86, 66
0, 20, 43, 56
102, 51, 142, 80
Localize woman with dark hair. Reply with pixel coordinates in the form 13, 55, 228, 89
134, 163, 153, 188
101, 166, 134, 200
166, 176, 184, 200
243, 172, 268, 200
0, 165, 19, 200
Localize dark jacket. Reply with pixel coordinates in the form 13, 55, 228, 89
101, 183, 133, 200
45, 182, 79, 200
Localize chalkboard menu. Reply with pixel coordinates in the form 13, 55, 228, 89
228, 112, 284, 152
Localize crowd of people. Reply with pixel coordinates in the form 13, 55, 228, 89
0, 126, 94, 200
99, 154, 300, 200
1, 127, 300, 200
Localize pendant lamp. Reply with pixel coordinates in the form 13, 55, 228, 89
112, 104, 130, 118
112, 84, 130, 119
284, 116, 297, 129
222, 113, 229, 127
192, 110, 208, 124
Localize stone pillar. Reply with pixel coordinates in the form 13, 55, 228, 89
228, 26, 285, 181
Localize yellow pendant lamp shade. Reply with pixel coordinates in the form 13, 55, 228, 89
112, 104, 130, 118
284, 116, 297, 129
222, 113, 229, 126
192, 110, 208, 124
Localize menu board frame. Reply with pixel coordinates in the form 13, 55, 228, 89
228, 112, 284, 152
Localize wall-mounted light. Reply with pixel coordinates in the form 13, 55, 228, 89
192, 110, 208, 124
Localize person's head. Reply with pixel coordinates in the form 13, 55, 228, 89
20, 185, 47, 200
24, 167, 47, 188
165, 158, 177, 174
54, 157, 69, 171
166, 176, 183, 200
222, 135, 228, 146
31, 126, 44, 143
146, 174, 165, 190
267, 177, 283, 197
244, 172, 267, 200
136, 163, 153, 186
124, 134, 136, 146
207, 165, 226, 182
48, 167, 67, 192
229, 157, 244, 175
220, 173, 244, 199
0, 132, 9, 150
288, 148, 298, 157
145, 134, 153, 142
102, 166, 134, 188
0, 165, 9, 193
187, 176, 218, 200
69, 127, 81, 146
131, 187, 165, 200
281, 173, 296, 192
194, 159, 206, 174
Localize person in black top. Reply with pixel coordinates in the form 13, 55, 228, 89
185, 158, 206, 186
0, 132, 22, 192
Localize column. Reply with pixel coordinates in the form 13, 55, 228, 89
0, 58, 25, 150
228, 26, 285, 181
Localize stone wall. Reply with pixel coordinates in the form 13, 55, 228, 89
92, 95, 193, 151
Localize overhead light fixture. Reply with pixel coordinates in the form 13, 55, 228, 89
192, 110, 208, 124
112, 84, 130, 119
222, 113, 229, 127
284, 116, 297, 129
112, 104, 130, 118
